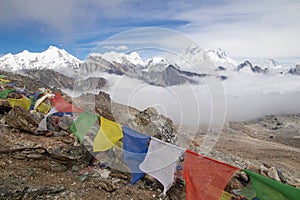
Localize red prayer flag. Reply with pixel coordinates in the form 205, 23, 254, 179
51, 92, 83, 113
183, 150, 239, 200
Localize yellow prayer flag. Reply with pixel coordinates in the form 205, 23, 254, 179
8, 96, 31, 111
0, 78, 10, 83
93, 117, 123, 152
36, 102, 51, 114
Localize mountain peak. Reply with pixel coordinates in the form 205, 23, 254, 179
262, 58, 280, 68
182, 45, 202, 55
47, 45, 59, 50
95, 51, 144, 66
22, 49, 30, 53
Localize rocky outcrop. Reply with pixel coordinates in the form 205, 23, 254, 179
75, 91, 177, 143
112, 104, 176, 143
0, 70, 49, 91
288, 64, 300, 75
5, 106, 40, 134
237, 61, 268, 73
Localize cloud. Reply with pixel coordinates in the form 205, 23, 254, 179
0, 0, 76, 33
0, 0, 181, 33
0, 0, 299, 59
172, 0, 300, 58
103, 45, 128, 51
71, 71, 300, 127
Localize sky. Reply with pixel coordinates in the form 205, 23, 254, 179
0, 0, 299, 63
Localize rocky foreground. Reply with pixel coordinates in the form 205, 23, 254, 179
0, 70, 299, 199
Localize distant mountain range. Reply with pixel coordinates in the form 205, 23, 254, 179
0, 45, 299, 87
0, 46, 81, 71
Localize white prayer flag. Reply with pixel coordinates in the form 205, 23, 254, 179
139, 137, 184, 195
37, 107, 58, 131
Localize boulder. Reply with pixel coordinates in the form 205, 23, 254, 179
6, 106, 40, 134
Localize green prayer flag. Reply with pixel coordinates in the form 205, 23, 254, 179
0, 89, 15, 99
70, 111, 98, 143
244, 170, 300, 200
240, 182, 257, 199
0, 75, 7, 79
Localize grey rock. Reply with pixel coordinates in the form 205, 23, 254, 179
288, 64, 300, 75
58, 115, 74, 131
98, 180, 115, 192
267, 167, 281, 182
6, 106, 40, 134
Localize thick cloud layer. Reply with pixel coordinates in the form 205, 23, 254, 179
72, 72, 300, 127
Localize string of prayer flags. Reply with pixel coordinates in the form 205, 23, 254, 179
139, 137, 184, 195
93, 117, 123, 152
183, 150, 239, 200
244, 170, 300, 200
51, 92, 83, 113
70, 111, 98, 143
122, 126, 150, 184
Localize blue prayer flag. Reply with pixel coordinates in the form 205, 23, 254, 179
122, 126, 150, 184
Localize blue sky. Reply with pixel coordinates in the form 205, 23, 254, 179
0, 0, 299, 63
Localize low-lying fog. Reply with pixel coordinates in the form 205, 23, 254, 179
69, 72, 300, 127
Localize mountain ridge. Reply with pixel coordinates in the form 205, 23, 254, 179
0, 46, 82, 72
0, 45, 298, 87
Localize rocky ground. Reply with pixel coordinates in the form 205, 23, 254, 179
0, 70, 299, 199
1, 112, 300, 200
191, 115, 300, 187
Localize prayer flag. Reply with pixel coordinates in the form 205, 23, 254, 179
38, 107, 58, 131
183, 150, 239, 200
0, 78, 10, 83
93, 117, 123, 152
36, 102, 51, 114
139, 137, 184, 195
51, 92, 83, 113
70, 111, 98, 143
0, 89, 15, 99
8, 96, 31, 111
122, 126, 150, 184
244, 170, 300, 200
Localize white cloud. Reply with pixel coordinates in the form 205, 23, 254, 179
71, 71, 300, 126
1, 0, 299, 59
172, 0, 300, 58
103, 45, 128, 51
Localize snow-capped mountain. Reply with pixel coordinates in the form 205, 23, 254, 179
205, 48, 237, 67
0, 46, 82, 72
92, 51, 145, 67
80, 53, 203, 87
173, 46, 237, 73
144, 57, 168, 72
0, 45, 298, 88
261, 58, 280, 69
